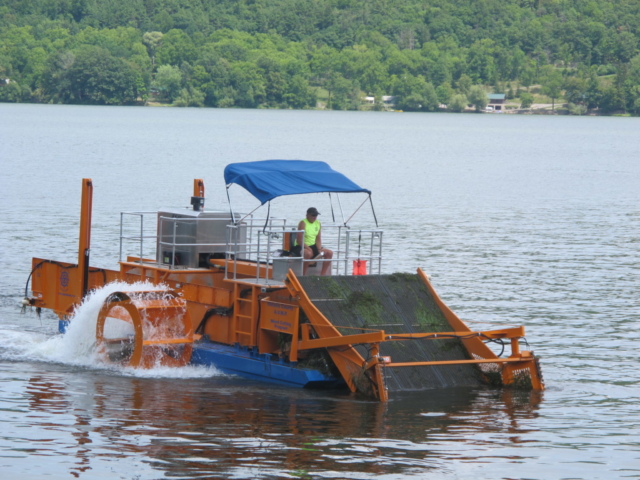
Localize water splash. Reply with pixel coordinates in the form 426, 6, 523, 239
3, 281, 221, 378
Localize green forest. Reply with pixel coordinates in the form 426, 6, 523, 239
1, 0, 640, 114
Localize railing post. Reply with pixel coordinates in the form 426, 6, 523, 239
140, 213, 144, 264
345, 230, 350, 275
266, 230, 272, 281
233, 226, 238, 279
378, 231, 383, 274
224, 225, 230, 280
256, 230, 261, 280
119, 212, 124, 262
171, 219, 177, 269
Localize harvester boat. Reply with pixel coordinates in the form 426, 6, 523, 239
25, 160, 544, 401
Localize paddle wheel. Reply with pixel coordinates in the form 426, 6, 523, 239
96, 290, 193, 368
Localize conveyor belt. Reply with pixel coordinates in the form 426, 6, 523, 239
298, 274, 485, 392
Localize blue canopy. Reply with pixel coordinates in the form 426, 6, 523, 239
224, 160, 370, 204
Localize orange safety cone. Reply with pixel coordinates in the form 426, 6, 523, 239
353, 259, 367, 275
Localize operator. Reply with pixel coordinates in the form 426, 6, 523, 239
293, 207, 333, 275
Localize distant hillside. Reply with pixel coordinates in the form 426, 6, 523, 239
1, 0, 639, 114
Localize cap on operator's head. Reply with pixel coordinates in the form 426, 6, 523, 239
307, 207, 320, 216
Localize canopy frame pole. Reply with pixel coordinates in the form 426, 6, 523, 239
262, 201, 271, 233
226, 184, 264, 226
336, 193, 346, 225
369, 194, 379, 228
237, 203, 263, 225
328, 193, 336, 223
225, 185, 236, 224
344, 194, 370, 226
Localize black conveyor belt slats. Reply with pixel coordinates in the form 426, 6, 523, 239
298, 274, 485, 393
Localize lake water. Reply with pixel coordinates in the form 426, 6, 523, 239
0, 103, 638, 479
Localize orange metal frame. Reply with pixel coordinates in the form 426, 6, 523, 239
27, 178, 544, 401
95, 290, 193, 368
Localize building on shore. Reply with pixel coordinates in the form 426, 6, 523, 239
487, 93, 506, 112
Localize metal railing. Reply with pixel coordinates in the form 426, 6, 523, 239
119, 210, 383, 277
224, 217, 299, 281
119, 211, 157, 263
224, 221, 384, 281
342, 229, 384, 275
157, 215, 231, 269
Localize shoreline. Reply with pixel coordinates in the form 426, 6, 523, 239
2, 100, 634, 117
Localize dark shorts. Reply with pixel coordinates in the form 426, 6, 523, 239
290, 244, 319, 257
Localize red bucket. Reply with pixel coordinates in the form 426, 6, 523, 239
353, 259, 367, 275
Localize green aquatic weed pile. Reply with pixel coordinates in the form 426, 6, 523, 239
315, 276, 345, 300
343, 290, 386, 327
415, 306, 445, 329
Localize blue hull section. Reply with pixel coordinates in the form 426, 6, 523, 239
59, 319, 340, 389
59, 319, 70, 333
191, 341, 343, 389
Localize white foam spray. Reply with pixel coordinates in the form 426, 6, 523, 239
3, 281, 221, 379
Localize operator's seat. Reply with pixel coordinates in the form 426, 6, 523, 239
282, 229, 299, 257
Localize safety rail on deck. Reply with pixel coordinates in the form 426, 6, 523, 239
119, 212, 157, 263
224, 221, 384, 281
119, 211, 383, 276
157, 215, 243, 269
342, 229, 383, 276
120, 211, 240, 268
224, 218, 296, 281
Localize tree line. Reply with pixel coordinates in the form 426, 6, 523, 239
1, 0, 639, 113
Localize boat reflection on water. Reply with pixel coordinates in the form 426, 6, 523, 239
26, 370, 543, 478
